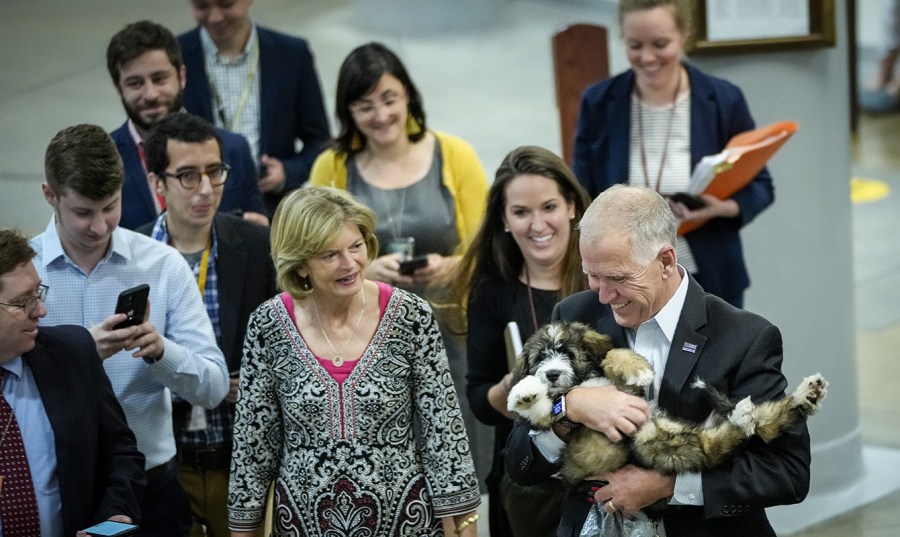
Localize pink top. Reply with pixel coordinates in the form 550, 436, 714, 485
281, 281, 393, 383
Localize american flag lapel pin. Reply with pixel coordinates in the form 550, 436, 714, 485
681, 342, 698, 353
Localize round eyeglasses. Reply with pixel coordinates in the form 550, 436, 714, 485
160, 164, 231, 189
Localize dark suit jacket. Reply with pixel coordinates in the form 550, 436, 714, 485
110, 121, 265, 231
25, 325, 145, 537
572, 63, 775, 302
137, 213, 276, 373
178, 26, 331, 214
506, 276, 811, 537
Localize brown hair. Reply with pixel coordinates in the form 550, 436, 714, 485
107, 20, 183, 85
0, 229, 36, 293
44, 124, 124, 200
442, 146, 591, 333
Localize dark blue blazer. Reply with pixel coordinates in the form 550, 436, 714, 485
25, 325, 145, 537
572, 63, 775, 302
110, 121, 265, 231
178, 26, 331, 212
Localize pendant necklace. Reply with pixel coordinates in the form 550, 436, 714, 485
312, 288, 367, 367
636, 70, 683, 192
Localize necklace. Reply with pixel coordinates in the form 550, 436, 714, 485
378, 186, 407, 240
635, 70, 683, 192
523, 266, 541, 332
312, 288, 367, 367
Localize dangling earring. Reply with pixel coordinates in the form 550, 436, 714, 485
350, 131, 364, 151
300, 276, 313, 291
406, 114, 422, 136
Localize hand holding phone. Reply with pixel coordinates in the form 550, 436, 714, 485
667, 192, 707, 211
113, 284, 150, 330
82, 520, 139, 536
398, 254, 429, 276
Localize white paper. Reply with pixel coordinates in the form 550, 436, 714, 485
706, 0, 809, 42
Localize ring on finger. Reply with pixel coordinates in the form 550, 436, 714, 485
606, 500, 617, 512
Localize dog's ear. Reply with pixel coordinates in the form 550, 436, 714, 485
581, 327, 613, 364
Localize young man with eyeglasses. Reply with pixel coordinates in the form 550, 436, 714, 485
31, 124, 230, 537
0, 229, 146, 537
106, 20, 268, 230
135, 112, 275, 537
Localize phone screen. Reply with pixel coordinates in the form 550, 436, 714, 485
83, 520, 139, 536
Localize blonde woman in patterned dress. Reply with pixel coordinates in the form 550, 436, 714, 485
228, 186, 481, 537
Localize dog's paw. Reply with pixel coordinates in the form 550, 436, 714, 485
792, 373, 829, 415
604, 348, 654, 388
507, 376, 554, 426
728, 396, 757, 436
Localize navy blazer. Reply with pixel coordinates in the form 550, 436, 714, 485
110, 121, 265, 231
506, 276, 810, 537
25, 325, 145, 537
572, 64, 775, 302
178, 26, 331, 213
137, 213, 276, 372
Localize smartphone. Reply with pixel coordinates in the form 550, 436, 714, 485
113, 284, 150, 330
82, 520, 139, 536
668, 192, 707, 211
398, 254, 429, 276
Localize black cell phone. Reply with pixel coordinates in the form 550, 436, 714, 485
668, 192, 707, 210
398, 254, 429, 275
82, 520, 140, 536
113, 284, 150, 330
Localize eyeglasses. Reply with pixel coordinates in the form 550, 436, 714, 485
160, 163, 231, 189
0, 284, 49, 314
348, 93, 408, 119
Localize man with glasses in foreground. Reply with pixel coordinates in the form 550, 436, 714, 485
31, 124, 229, 537
0, 228, 145, 537
136, 112, 275, 537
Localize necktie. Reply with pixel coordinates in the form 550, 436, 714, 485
0, 369, 41, 536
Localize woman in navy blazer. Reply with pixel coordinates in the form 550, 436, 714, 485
573, 0, 774, 308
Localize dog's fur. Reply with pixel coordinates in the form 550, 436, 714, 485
507, 322, 828, 485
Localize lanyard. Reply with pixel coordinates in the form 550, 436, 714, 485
209, 35, 259, 132
197, 241, 212, 295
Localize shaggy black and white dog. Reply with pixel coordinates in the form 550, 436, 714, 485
507, 322, 828, 485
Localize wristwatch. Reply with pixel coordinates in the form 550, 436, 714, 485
552, 394, 580, 429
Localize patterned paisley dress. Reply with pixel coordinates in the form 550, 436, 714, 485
229, 286, 481, 536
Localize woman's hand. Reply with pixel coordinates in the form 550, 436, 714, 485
441, 512, 479, 537
366, 252, 415, 287
668, 195, 740, 222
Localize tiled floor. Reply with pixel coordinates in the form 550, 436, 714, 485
1, 1, 898, 535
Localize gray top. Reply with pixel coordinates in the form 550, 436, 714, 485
347, 141, 459, 257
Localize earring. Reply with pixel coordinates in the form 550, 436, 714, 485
504, 228, 510, 232
406, 114, 422, 136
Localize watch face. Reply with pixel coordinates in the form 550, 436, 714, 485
552, 398, 564, 416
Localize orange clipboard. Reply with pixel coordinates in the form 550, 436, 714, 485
678, 120, 798, 236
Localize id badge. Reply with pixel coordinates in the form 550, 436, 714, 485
187, 404, 208, 431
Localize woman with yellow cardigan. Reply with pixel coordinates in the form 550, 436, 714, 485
309, 42, 492, 492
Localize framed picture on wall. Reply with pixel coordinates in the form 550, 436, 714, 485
688, 0, 836, 54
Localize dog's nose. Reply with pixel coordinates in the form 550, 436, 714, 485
545, 370, 561, 383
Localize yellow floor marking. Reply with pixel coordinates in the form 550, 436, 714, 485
851, 177, 891, 204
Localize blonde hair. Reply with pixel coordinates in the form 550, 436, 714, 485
619, 0, 692, 35
270, 187, 379, 299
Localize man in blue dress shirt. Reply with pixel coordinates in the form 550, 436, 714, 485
30, 124, 229, 537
